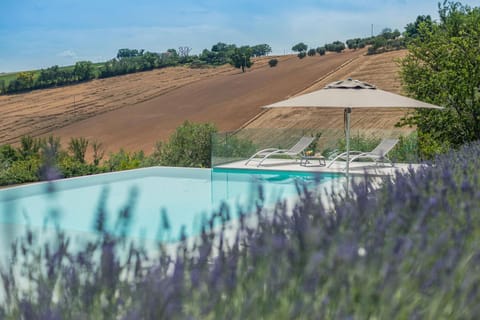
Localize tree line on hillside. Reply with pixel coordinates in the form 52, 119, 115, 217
0, 43, 272, 95
290, 26, 408, 59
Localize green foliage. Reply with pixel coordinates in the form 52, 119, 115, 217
346, 38, 362, 49
0, 79, 5, 94
268, 59, 278, 67
200, 42, 237, 66
399, 2, 480, 155
229, 46, 253, 72
17, 135, 42, 160
0, 120, 222, 186
117, 48, 144, 59
297, 52, 307, 59
307, 48, 316, 56
251, 44, 272, 57
2, 42, 272, 95
212, 133, 257, 162
68, 137, 89, 163
388, 132, 420, 163
316, 47, 326, 55
92, 140, 105, 166
0, 158, 40, 185
104, 149, 145, 171
324, 41, 346, 53
6, 71, 36, 92
291, 42, 308, 53
58, 157, 103, 178
346, 28, 405, 56
404, 15, 433, 40
41, 135, 63, 162
73, 61, 95, 81
160, 121, 217, 168
337, 133, 380, 154
0, 145, 18, 165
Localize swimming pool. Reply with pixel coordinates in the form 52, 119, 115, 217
0, 167, 341, 241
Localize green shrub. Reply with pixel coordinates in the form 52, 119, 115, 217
388, 132, 420, 163
17, 135, 42, 160
160, 121, 217, 168
68, 137, 89, 163
212, 133, 257, 162
297, 52, 306, 59
58, 157, 103, 178
268, 59, 278, 67
0, 158, 40, 185
336, 133, 381, 154
0, 145, 18, 166
316, 47, 326, 55
104, 149, 145, 171
307, 48, 316, 56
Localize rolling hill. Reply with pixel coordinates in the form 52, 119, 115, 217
0, 49, 410, 155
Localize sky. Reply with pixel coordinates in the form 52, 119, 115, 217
1, 0, 479, 73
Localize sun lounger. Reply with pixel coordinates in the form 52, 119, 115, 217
327, 138, 399, 168
245, 136, 315, 167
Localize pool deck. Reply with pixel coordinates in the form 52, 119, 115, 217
216, 159, 419, 177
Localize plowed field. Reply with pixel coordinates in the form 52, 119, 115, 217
0, 49, 410, 154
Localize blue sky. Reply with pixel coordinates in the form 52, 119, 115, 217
1, 0, 479, 72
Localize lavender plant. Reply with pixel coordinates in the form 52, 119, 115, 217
2, 141, 480, 319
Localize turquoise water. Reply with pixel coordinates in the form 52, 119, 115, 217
0, 167, 340, 241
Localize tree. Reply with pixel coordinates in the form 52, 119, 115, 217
92, 140, 105, 166
229, 46, 253, 72
325, 41, 345, 53
10, 71, 36, 91
200, 43, 236, 65
404, 15, 433, 40
160, 121, 217, 167
17, 135, 42, 160
117, 49, 143, 59
346, 39, 359, 50
68, 137, 89, 163
316, 47, 326, 55
307, 49, 316, 56
73, 61, 95, 81
400, 2, 480, 157
291, 42, 308, 53
251, 44, 272, 57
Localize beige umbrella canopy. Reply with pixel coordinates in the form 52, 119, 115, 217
264, 79, 441, 109
262, 78, 443, 192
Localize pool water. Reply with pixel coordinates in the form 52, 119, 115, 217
0, 167, 340, 241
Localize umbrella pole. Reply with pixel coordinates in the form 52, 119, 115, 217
345, 107, 352, 195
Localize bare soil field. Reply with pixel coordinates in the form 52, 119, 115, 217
243, 50, 412, 149
0, 49, 409, 155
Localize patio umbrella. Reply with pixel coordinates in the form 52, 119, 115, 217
262, 78, 443, 192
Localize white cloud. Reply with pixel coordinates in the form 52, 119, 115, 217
57, 49, 77, 59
